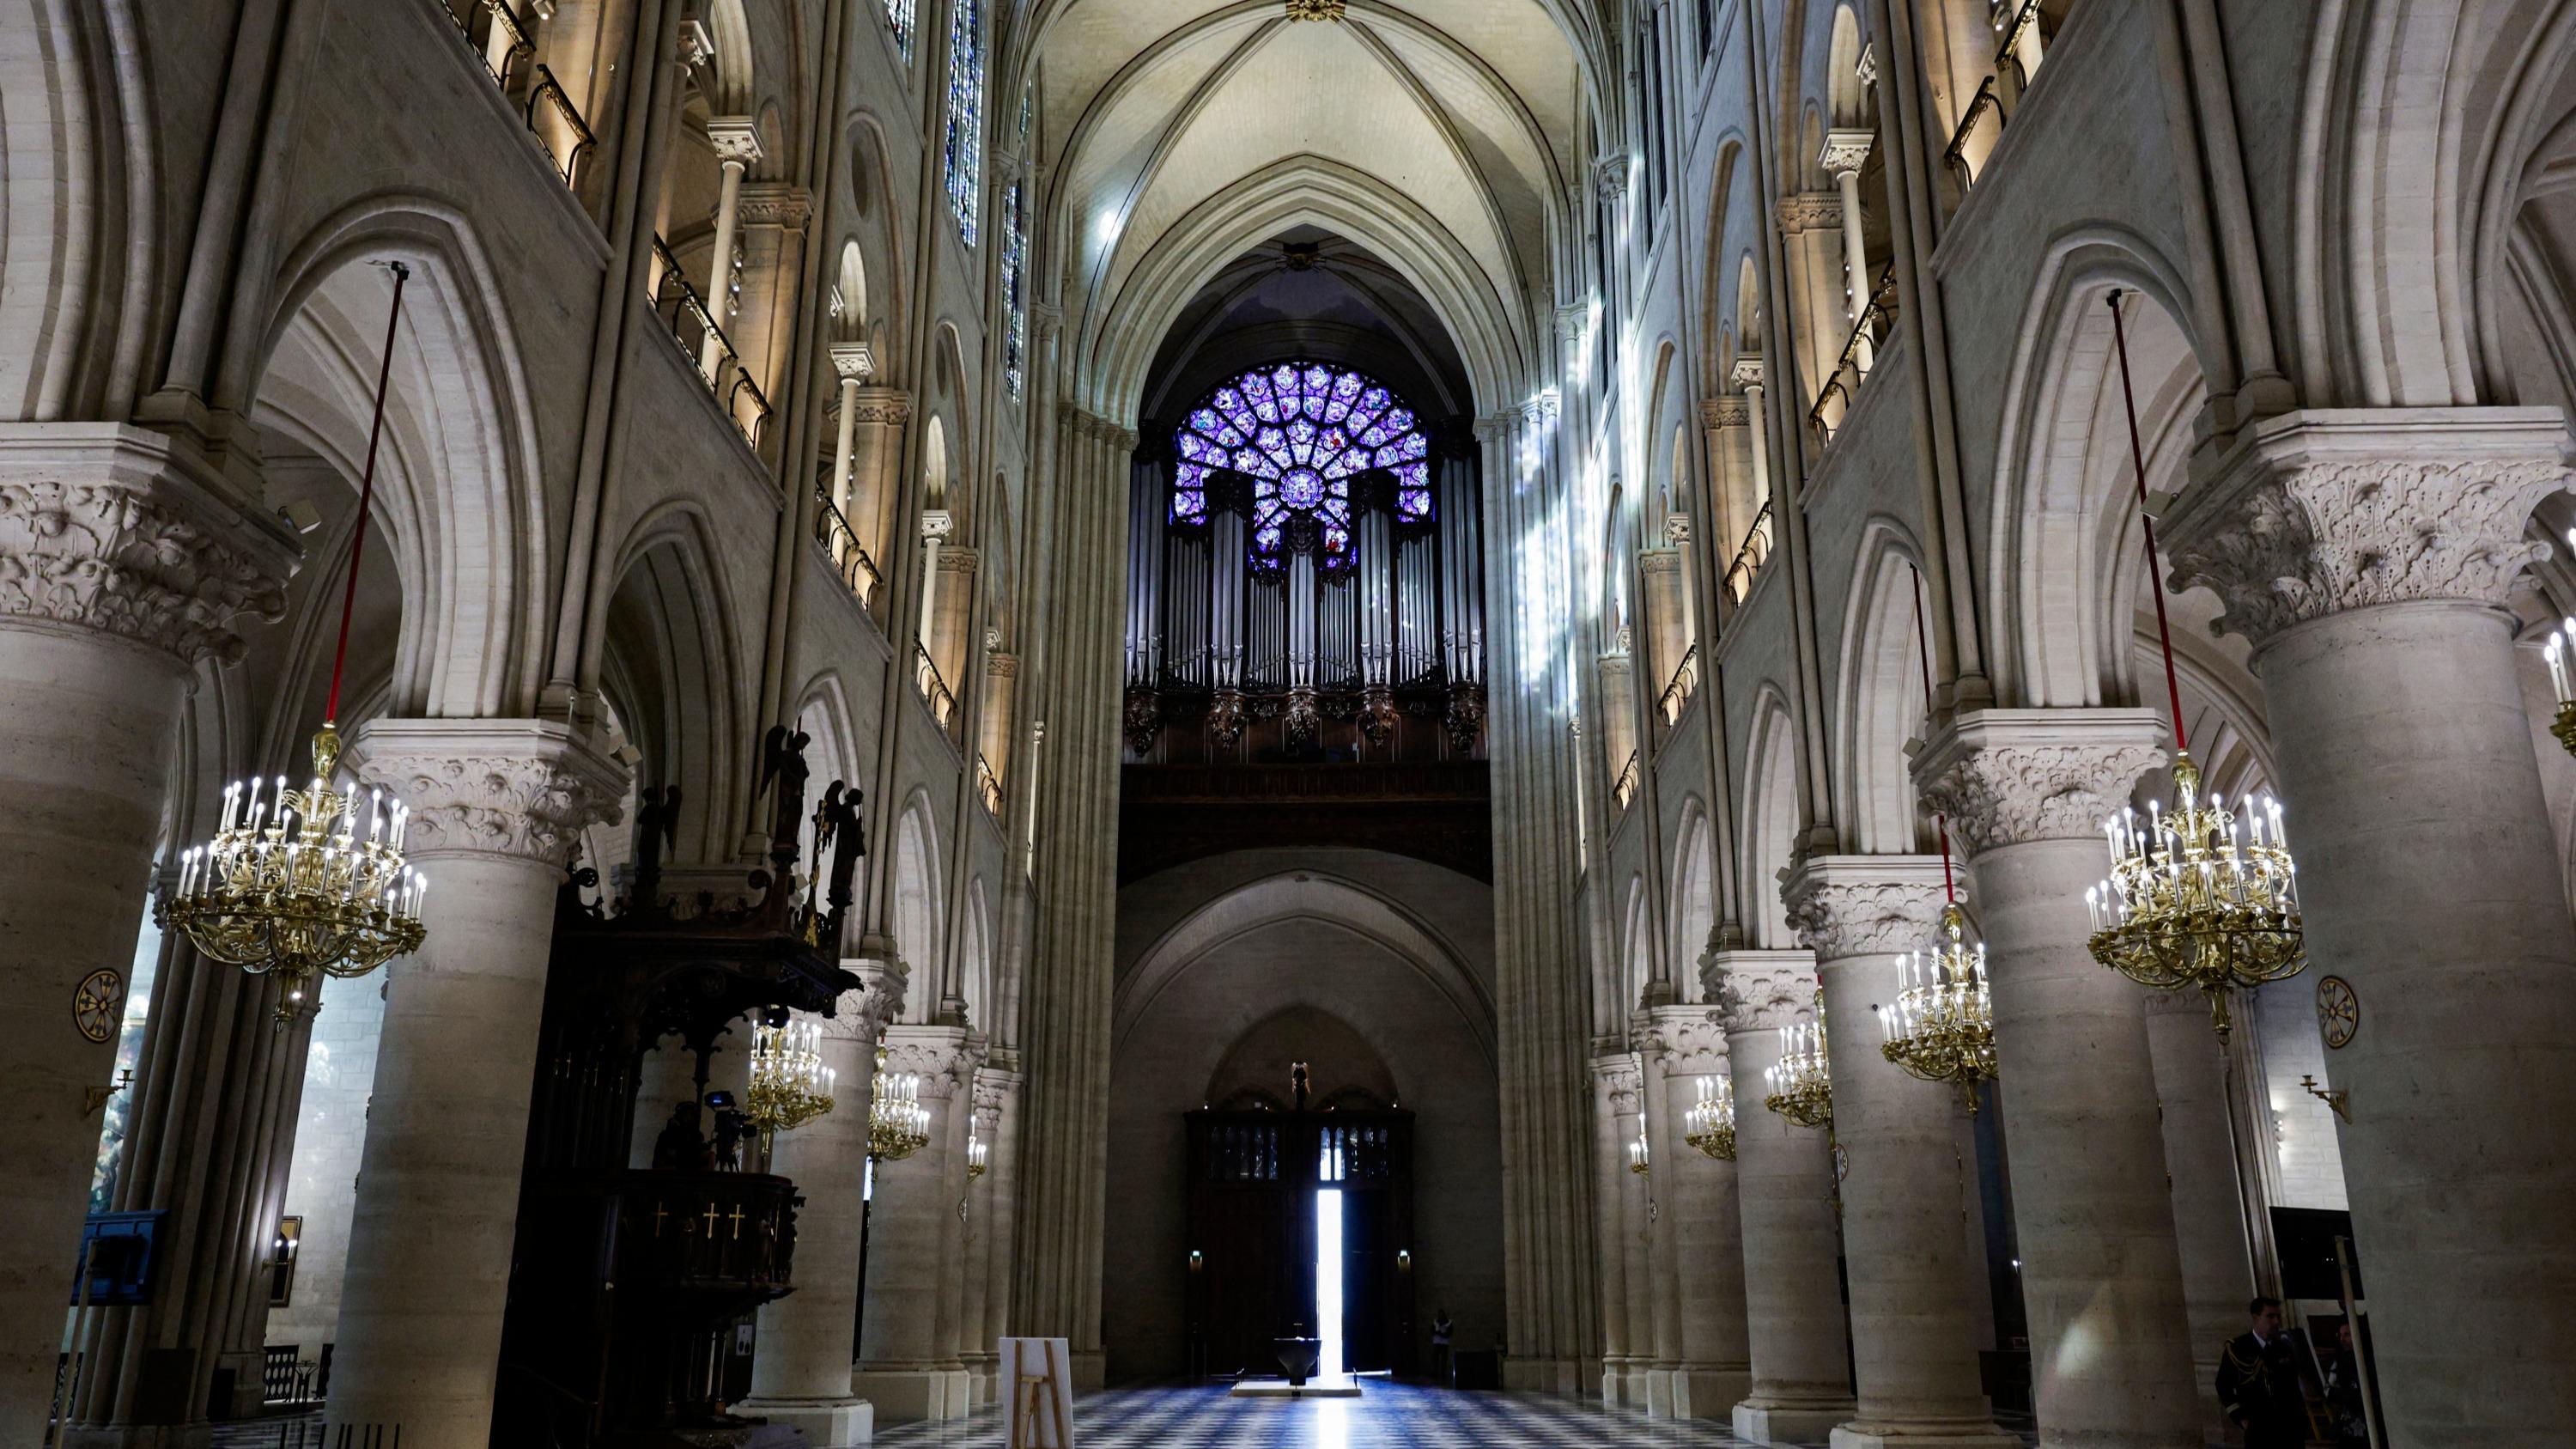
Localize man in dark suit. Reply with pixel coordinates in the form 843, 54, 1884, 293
2217, 1296, 2315, 1448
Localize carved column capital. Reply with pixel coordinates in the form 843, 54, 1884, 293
1594, 1051, 1643, 1114
1709, 948, 1821, 1034
920, 508, 955, 545
1910, 708, 2166, 856
881, 1024, 985, 1099
2162, 409, 2573, 648
1702, 398, 1749, 429
986, 649, 1019, 679
1664, 512, 1692, 546
343, 718, 631, 868
1556, 304, 1593, 342
832, 959, 909, 1045
1728, 356, 1765, 392
707, 116, 765, 168
1639, 1004, 1732, 1077
1595, 155, 1632, 203
1818, 128, 1876, 179
1776, 192, 1844, 233
848, 386, 911, 424
736, 182, 811, 228
0, 427, 297, 667
1780, 855, 1948, 963
829, 343, 877, 383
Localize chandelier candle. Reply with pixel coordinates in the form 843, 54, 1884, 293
869, 1047, 931, 1160
746, 1016, 838, 1149
1684, 1075, 1737, 1160
2543, 539, 2576, 755
1761, 1017, 1833, 1129
1877, 904, 1999, 1113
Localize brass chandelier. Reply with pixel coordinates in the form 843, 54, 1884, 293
1762, 1006, 1832, 1130
744, 1015, 836, 1149
868, 1046, 930, 1161
2539, 556, 2576, 756
1683, 1075, 1735, 1160
161, 264, 428, 1024
2082, 291, 2306, 1040
1880, 904, 1997, 1113
1882, 566, 1999, 1111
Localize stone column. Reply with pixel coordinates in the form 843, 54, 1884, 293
2142, 987, 2253, 1435
1783, 856, 2014, 1449
1642, 1005, 1753, 1419
853, 1024, 982, 1422
975, 1061, 1022, 1401
324, 719, 627, 1449
1819, 129, 1876, 373
1914, 708, 2198, 1449
699, 118, 762, 381
1631, 1013, 1684, 1417
0, 428, 294, 1448
960, 1063, 1019, 1402
1589, 1051, 1639, 1403
848, 387, 912, 583
1712, 948, 1855, 1443
62, 939, 317, 1449
2161, 410, 2576, 1443
738, 960, 907, 1449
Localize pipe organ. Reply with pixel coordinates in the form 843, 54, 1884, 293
1122, 362, 1486, 762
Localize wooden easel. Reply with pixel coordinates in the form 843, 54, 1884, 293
1013, 1338, 1067, 1449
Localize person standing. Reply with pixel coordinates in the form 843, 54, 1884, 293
2217, 1297, 2315, 1448
1430, 1308, 1454, 1387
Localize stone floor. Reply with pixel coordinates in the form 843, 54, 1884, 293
208, 1382, 2044, 1447
872, 1380, 2038, 1448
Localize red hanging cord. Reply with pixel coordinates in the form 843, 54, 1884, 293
2105, 289, 2188, 754
1908, 563, 1956, 904
323, 261, 410, 726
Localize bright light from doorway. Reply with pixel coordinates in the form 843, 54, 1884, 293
1315, 1188, 1345, 1381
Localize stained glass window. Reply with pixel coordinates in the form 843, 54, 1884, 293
945, 0, 983, 246
1002, 180, 1027, 399
1172, 362, 1431, 575
887, 0, 914, 63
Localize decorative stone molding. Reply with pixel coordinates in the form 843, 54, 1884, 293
920, 508, 955, 545
1910, 708, 2166, 856
1638, 549, 1683, 576
987, 650, 1019, 679
0, 430, 297, 667
936, 545, 980, 575
1729, 356, 1765, 392
1664, 513, 1692, 546
882, 1025, 985, 1099
344, 718, 630, 868
707, 117, 765, 168
1522, 392, 1562, 426
1555, 304, 1594, 341
1855, 41, 1879, 88
1474, 411, 1519, 444
848, 387, 911, 425
833, 959, 909, 1044
736, 182, 811, 228
1710, 949, 1821, 1034
1776, 192, 1844, 233
1779, 855, 1947, 963
1818, 128, 1876, 179
1702, 398, 1749, 429
2161, 409, 2574, 648
1594, 1053, 1643, 1114
1595, 155, 1632, 203
829, 343, 876, 383
1641, 1005, 1732, 1077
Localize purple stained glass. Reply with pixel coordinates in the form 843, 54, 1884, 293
1170, 361, 1432, 571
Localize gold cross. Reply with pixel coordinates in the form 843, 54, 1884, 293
702, 1202, 721, 1235
727, 1203, 747, 1239
653, 1202, 669, 1237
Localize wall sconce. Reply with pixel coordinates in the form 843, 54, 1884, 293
1396, 1249, 1413, 1273
2300, 1074, 2350, 1123
1187, 1249, 1204, 1273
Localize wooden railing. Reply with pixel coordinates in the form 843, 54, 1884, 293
914, 644, 957, 728
811, 487, 883, 607
1722, 501, 1775, 605
1808, 265, 1900, 446
1612, 751, 1642, 812
650, 238, 771, 449
975, 754, 1005, 816
1656, 643, 1700, 725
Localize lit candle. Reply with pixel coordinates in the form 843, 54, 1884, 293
244, 776, 265, 831
2551, 636, 2571, 703
221, 781, 242, 834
